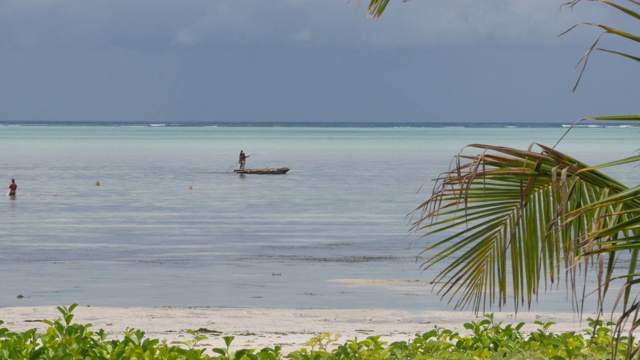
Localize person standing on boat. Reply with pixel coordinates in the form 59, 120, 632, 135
239, 150, 248, 170
8, 179, 17, 196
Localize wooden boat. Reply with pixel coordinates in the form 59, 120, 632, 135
234, 167, 290, 175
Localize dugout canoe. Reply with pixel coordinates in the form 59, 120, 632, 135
234, 167, 290, 175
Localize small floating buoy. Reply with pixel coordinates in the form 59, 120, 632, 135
188, 185, 193, 190
96, 181, 101, 186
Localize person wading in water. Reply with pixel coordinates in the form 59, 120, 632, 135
8, 179, 17, 196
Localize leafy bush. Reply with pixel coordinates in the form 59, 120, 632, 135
0, 305, 632, 359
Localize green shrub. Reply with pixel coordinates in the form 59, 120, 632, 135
0, 305, 632, 359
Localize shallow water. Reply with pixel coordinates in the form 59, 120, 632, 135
1, 124, 638, 313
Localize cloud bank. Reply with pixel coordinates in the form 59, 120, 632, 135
0, 0, 634, 123
0, 0, 617, 51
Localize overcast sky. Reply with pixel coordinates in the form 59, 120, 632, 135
0, 0, 636, 123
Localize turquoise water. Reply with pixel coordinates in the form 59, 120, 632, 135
1, 124, 638, 312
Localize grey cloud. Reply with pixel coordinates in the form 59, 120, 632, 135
362, 0, 611, 48
166, 0, 616, 49
0, 0, 634, 123
1, 0, 618, 52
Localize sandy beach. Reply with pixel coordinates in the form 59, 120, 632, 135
0, 306, 604, 354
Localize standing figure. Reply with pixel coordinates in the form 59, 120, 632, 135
239, 150, 248, 170
8, 179, 17, 196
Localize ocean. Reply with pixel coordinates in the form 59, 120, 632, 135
1, 122, 638, 313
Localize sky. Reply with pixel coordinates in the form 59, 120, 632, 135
0, 0, 636, 123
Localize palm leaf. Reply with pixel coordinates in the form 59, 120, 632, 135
365, 0, 391, 18
598, 48, 640, 63
561, 0, 640, 92
411, 143, 640, 313
584, 115, 640, 121
595, 0, 640, 21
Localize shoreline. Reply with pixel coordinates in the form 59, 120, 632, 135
0, 306, 605, 353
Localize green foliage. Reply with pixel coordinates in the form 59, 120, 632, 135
0, 305, 634, 359
289, 313, 630, 359
0, 304, 210, 360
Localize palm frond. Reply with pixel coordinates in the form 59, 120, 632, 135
560, 0, 640, 92
411, 143, 640, 313
598, 0, 640, 20
584, 115, 640, 121
366, 0, 391, 18
598, 48, 640, 62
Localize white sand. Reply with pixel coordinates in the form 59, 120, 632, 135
0, 306, 607, 353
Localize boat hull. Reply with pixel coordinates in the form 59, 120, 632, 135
234, 167, 290, 175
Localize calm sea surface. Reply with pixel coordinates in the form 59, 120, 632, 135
1, 123, 638, 313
